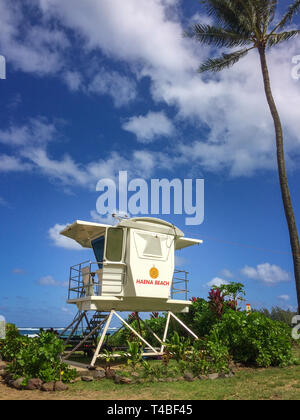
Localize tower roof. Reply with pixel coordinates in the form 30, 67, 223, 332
60, 217, 202, 249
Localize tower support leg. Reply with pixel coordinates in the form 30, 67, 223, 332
90, 310, 114, 367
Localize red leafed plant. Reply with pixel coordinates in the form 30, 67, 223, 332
128, 312, 138, 323
208, 288, 226, 318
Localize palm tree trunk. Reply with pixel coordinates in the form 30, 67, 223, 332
258, 46, 300, 314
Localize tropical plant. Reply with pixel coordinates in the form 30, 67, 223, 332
165, 331, 191, 363
188, 336, 231, 375
208, 288, 226, 318
126, 340, 143, 369
1, 324, 28, 362
206, 310, 294, 367
180, 297, 219, 337
188, 0, 300, 314
6, 331, 77, 383
213, 282, 246, 310
98, 348, 115, 374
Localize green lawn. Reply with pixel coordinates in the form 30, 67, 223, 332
62, 347, 300, 400
65, 364, 300, 400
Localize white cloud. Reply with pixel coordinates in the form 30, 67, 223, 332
48, 223, 83, 250
241, 263, 291, 285
0, 154, 32, 172
206, 277, 229, 288
38, 0, 195, 74
88, 68, 137, 107
38, 275, 67, 287
220, 269, 234, 278
35, 0, 300, 175
12, 268, 25, 275
1, 0, 300, 178
0, 117, 58, 147
63, 71, 83, 92
0, 115, 175, 188
0, 0, 67, 75
122, 111, 175, 142
278, 294, 290, 302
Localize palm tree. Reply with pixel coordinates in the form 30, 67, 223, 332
188, 0, 300, 313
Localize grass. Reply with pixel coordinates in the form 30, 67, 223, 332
63, 363, 300, 400
2, 344, 299, 400
58, 346, 300, 400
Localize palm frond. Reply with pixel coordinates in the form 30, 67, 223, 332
201, 0, 253, 36
267, 29, 300, 47
253, 0, 277, 33
273, 0, 300, 31
189, 23, 252, 48
198, 47, 254, 73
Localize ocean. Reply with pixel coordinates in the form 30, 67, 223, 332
18, 327, 66, 338
18, 327, 117, 338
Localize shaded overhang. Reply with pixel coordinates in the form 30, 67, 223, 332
60, 220, 109, 248
60, 218, 202, 250
175, 237, 203, 250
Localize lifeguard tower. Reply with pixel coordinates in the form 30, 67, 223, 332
59, 217, 202, 367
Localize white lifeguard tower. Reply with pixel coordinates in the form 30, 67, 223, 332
59, 217, 202, 367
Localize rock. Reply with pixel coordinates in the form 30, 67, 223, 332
81, 376, 94, 382
224, 372, 235, 378
78, 369, 93, 377
2, 371, 10, 380
105, 368, 116, 379
12, 377, 26, 390
0, 362, 6, 370
70, 376, 82, 383
184, 372, 195, 382
54, 381, 69, 391
4, 373, 14, 385
114, 375, 133, 385
41, 382, 55, 392
208, 373, 219, 380
198, 375, 208, 380
25, 378, 43, 390
92, 370, 106, 380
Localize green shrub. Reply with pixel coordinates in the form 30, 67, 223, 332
1, 324, 29, 362
6, 331, 77, 383
188, 336, 231, 375
125, 340, 143, 369
206, 310, 294, 367
180, 298, 219, 338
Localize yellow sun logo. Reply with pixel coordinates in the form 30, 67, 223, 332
150, 267, 159, 279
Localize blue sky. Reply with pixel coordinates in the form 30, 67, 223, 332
0, 0, 300, 327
